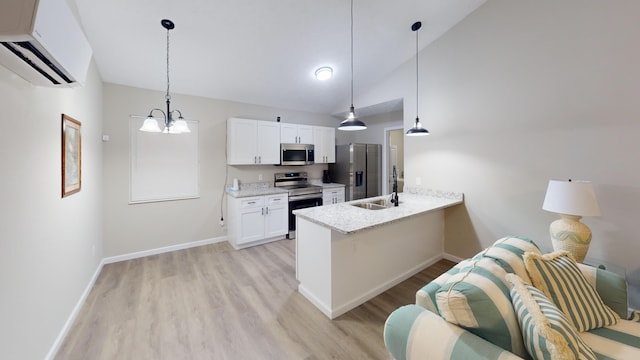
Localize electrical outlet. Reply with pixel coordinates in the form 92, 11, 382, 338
219, 218, 225, 227
416, 177, 422, 186
258, 174, 263, 181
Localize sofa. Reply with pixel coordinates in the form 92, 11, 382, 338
384, 236, 640, 359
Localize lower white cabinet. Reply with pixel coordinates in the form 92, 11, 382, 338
228, 193, 289, 249
322, 187, 345, 205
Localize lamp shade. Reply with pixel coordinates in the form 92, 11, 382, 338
542, 180, 600, 217
140, 117, 162, 132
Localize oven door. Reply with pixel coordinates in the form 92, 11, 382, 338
288, 195, 322, 238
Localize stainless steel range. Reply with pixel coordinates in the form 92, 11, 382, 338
274, 172, 323, 239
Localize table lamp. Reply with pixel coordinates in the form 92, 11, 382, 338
542, 179, 601, 262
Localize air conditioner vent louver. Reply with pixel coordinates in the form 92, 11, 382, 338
0, 0, 92, 87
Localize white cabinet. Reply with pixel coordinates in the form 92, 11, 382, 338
281, 123, 313, 144
227, 118, 280, 165
227, 194, 289, 249
313, 126, 336, 163
323, 187, 345, 205
264, 195, 289, 238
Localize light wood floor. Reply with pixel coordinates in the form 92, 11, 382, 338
55, 239, 455, 360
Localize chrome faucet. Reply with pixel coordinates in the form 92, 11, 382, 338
390, 165, 399, 207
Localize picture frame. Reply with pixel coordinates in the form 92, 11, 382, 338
61, 114, 81, 197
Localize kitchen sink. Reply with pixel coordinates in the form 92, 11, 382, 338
350, 199, 399, 210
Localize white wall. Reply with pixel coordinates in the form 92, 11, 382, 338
102, 83, 337, 256
335, 110, 403, 145
352, 0, 640, 308
0, 62, 103, 359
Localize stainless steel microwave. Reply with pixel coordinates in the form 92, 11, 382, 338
281, 143, 314, 166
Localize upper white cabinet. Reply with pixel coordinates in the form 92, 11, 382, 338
227, 118, 280, 165
313, 126, 336, 164
281, 123, 313, 144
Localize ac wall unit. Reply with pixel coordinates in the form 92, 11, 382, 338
0, 0, 92, 87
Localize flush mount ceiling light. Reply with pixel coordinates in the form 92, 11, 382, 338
139, 19, 190, 134
406, 21, 429, 137
338, 0, 366, 131
315, 67, 333, 80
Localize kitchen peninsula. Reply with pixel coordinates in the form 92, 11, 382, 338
293, 188, 463, 319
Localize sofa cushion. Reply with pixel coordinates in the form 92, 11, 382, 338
416, 258, 475, 313
506, 273, 597, 360
418, 236, 540, 314
524, 251, 619, 332
483, 236, 542, 284
580, 319, 640, 358
436, 257, 528, 358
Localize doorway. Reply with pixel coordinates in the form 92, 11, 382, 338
383, 127, 404, 194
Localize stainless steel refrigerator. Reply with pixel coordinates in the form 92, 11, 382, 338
329, 143, 382, 201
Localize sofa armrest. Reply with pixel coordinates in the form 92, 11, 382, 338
630, 309, 640, 322
577, 263, 628, 319
384, 305, 524, 360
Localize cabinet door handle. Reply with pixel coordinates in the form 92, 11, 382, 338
248, 201, 256, 205
254, 156, 257, 164
259, 156, 261, 163
265, 207, 269, 215
261, 208, 264, 215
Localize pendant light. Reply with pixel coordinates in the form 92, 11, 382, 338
139, 19, 190, 134
338, 0, 366, 131
406, 21, 429, 137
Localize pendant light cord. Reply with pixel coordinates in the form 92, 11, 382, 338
350, 0, 354, 107
166, 27, 171, 102
415, 24, 419, 121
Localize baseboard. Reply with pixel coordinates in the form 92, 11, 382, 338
298, 284, 333, 319
103, 235, 227, 264
45, 258, 105, 360
47, 235, 227, 359
442, 252, 464, 263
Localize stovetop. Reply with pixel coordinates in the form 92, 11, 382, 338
282, 184, 322, 196
274, 172, 323, 196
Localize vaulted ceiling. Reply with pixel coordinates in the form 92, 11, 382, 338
75, 0, 486, 116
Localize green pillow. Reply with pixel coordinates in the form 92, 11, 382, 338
524, 251, 619, 332
506, 273, 597, 360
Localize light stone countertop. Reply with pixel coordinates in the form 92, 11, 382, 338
226, 182, 288, 198
293, 190, 463, 235
319, 182, 346, 189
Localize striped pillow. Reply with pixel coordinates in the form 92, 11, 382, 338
506, 273, 597, 360
524, 251, 619, 332
436, 257, 528, 358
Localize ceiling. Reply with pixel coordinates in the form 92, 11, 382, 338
75, 0, 486, 117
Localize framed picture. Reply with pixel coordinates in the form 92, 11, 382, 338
61, 114, 81, 197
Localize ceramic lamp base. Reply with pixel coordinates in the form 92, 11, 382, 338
549, 214, 592, 263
